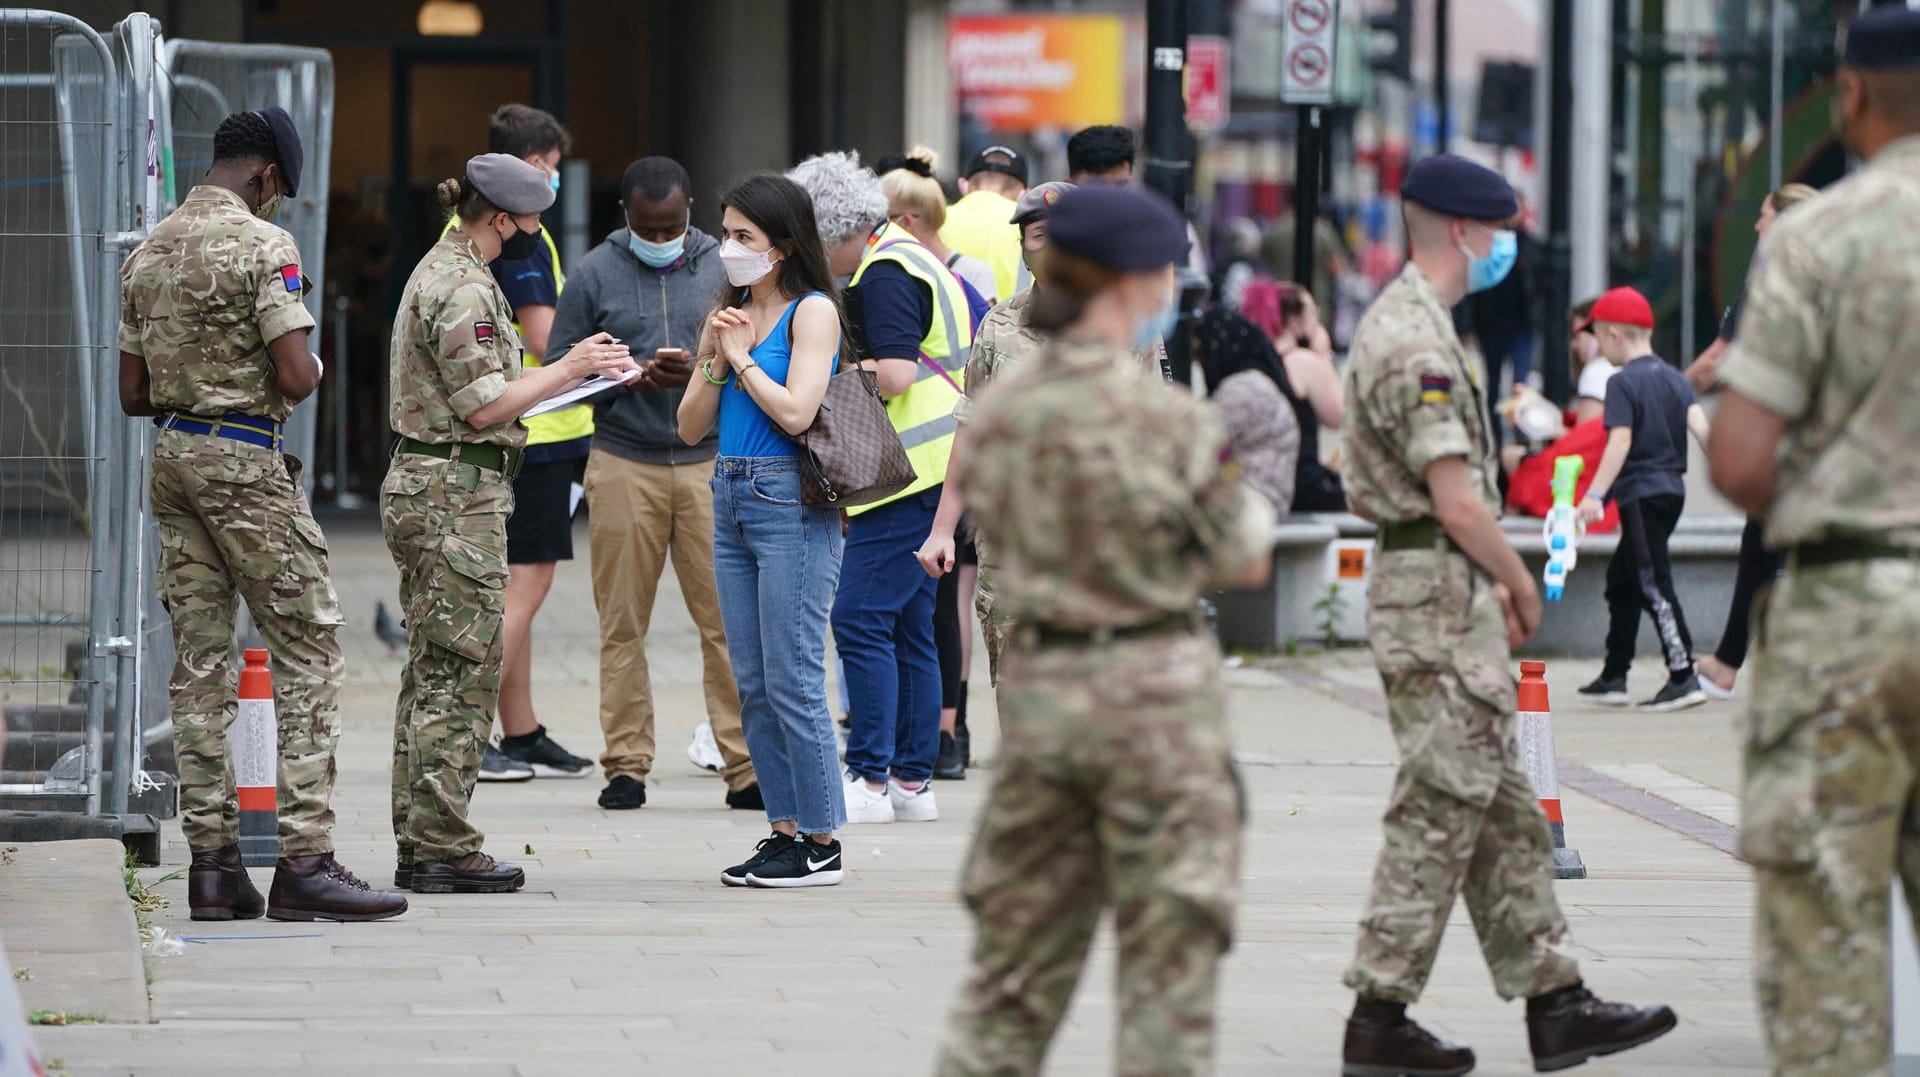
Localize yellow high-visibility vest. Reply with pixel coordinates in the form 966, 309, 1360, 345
437, 217, 592, 447
846, 228, 973, 516
938, 190, 1024, 305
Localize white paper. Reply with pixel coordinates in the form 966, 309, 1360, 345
523, 368, 641, 419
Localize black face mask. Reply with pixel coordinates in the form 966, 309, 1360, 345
495, 219, 542, 263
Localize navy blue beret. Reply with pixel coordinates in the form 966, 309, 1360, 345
257, 106, 303, 197
1401, 154, 1517, 222
1844, 3, 1920, 70
1045, 186, 1190, 271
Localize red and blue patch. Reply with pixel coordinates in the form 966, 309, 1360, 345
279, 264, 302, 293
1418, 373, 1452, 405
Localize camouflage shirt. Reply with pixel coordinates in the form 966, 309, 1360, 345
117, 185, 316, 421
953, 287, 1164, 426
389, 230, 526, 448
1719, 135, 1920, 549
962, 336, 1275, 628
1340, 263, 1499, 525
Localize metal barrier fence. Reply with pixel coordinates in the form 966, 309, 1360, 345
0, 8, 334, 822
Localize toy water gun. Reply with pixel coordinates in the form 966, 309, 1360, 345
1542, 456, 1586, 602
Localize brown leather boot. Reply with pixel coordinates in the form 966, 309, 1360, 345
188, 843, 265, 922
1342, 997, 1476, 1077
266, 854, 408, 922
1527, 982, 1676, 1072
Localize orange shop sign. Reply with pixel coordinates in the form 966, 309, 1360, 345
950, 14, 1125, 132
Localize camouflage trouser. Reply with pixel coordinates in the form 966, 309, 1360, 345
1346, 548, 1580, 1003
1743, 559, 1920, 1076
150, 430, 344, 858
938, 631, 1243, 1077
973, 559, 1017, 687
381, 457, 513, 864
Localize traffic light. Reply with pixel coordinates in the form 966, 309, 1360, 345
1367, 0, 1412, 81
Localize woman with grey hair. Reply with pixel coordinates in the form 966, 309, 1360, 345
786, 151, 974, 826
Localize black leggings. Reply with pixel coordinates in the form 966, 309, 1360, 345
1713, 517, 1783, 669
934, 559, 965, 709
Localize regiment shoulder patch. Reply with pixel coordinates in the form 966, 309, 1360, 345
474, 321, 495, 344
1418, 373, 1451, 405
279, 264, 301, 293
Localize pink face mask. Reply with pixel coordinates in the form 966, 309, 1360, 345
719, 239, 778, 287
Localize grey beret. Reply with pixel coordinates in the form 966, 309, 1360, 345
465, 153, 555, 215
1011, 181, 1076, 226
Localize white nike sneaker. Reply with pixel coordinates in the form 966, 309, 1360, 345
686, 722, 724, 774
889, 780, 938, 822
842, 771, 895, 824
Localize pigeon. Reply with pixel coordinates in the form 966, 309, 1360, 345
375, 600, 408, 655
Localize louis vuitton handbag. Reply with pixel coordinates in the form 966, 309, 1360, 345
798, 359, 916, 507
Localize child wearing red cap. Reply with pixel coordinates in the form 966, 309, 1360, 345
1571, 287, 1712, 711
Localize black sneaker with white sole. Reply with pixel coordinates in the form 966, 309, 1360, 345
497, 725, 594, 778
746, 835, 843, 888
721, 831, 797, 887
1577, 674, 1631, 706
478, 743, 535, 782
1640, 674, 1708, 713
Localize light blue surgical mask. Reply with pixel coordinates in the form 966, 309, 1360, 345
1461, 228, 1517, 294
1133, 299, 1178, 351
628, 226, 687, 269
549, 171, 562, 194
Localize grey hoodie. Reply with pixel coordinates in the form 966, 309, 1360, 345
549, 226, 725, 465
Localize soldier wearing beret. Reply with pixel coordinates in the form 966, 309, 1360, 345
935, 186, 1275, 1077
1337, 155, 1675, 1074
118, 109, 406, 923
384, 154, 634, 894
1708, 6, 1920, 1071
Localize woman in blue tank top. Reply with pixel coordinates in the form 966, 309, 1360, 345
677, 174, 849, 888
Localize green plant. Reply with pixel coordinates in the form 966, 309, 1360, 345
12, 967, 28, 982
28, 1012, 103, 1026
1312, 582, 1347, 647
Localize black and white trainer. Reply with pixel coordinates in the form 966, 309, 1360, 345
1641, 674, 1709, 713
478, 743, 535, 782
722, 831, 797, 888
497, 725, 594, 779
746, 835, 844, 889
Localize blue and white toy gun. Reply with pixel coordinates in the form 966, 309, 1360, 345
1542, 456, 1586, 602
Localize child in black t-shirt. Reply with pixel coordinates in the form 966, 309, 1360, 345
1572, 288, 1713, 711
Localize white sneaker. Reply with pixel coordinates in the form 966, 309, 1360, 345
889, 780, 938, 822
686, 723, 724, 774
842, 771, 895, 824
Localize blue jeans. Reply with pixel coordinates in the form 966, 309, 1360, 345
835, 488, 943, 785
710, 457, 846, 834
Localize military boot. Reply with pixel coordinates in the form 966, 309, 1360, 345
266, 854, 408, 922
187, 843, 266, 922
410, 851, 525, 894
1526, 982, 1676, 1072
1341, 997, 1475, 1077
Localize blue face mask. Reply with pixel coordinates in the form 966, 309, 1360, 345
629, 229, 687, 269
1133, 298, 1178, 351
1461, 228, 1517, 294
549, 171, 562, 194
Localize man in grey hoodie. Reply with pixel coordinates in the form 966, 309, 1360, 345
549, 157, 758, 812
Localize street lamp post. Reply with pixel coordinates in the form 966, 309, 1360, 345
1143, 0, 1192, 383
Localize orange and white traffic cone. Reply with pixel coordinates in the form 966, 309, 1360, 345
234, 647, 279, 868
1518, 660, 1586, 880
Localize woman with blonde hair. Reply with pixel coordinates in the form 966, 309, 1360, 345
876, 147, 999, 308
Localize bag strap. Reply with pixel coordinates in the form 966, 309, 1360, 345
872, 239, 971, 372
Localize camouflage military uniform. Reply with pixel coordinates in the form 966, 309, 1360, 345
384, 230, 525, 865
117, 185, 341, 858
937, 337, 1273, 1077
954, 288, 1164, 684
1718, 135, 1920, 1075
1339, 263, 1581, 1004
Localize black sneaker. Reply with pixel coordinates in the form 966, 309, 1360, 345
724, 783, 764, 811
497, 725, 594, 779
410, 852, 526, 894
1640, 674, 1708, 713
933, 731, 966, 781
394, 853, 413, 890
478, 743, 535, 782
1577, 674, 1630, 707
746, 835, 843, 888
598, 774, 646, 810
721, 831, 796, 887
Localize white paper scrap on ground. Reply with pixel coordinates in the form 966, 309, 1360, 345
524, 368, 641, 418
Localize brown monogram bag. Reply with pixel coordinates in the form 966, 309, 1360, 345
798, 360, 916, 507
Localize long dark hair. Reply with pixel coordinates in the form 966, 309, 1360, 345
718, 173, 841, 308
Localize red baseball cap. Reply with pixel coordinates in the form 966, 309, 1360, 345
1578, 286, 1655, 333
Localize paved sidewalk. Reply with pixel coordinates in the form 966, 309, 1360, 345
26, 514, 1768, 1075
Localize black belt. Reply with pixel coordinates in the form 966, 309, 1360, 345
396, 435, 523, 478
1378, 518, 1458, 552
1022, 612, 1203, 649
1792, 539, 1920, 568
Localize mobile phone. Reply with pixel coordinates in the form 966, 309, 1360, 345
654, 347, 690, 365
